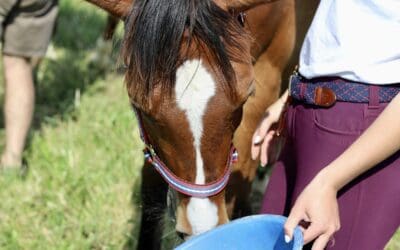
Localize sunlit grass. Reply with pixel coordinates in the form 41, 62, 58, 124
0, 0, 145, 248
0, 0, 184, 248
0, 73, 143, 249
387, 233, 400, 250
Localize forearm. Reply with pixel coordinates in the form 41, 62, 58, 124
318, 93, 400, 191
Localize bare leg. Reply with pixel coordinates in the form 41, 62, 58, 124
1, 55, 35, 168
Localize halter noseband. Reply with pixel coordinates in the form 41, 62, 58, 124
133, 107, 238, 198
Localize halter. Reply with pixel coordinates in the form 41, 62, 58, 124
132, 106, 238, 198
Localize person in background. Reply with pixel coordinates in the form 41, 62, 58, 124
251, 1, 400, 249
0, 0, 58, 172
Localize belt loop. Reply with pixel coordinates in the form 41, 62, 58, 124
368, 85, 379, 108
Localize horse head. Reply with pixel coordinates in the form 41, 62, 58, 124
87, 0, 257, 238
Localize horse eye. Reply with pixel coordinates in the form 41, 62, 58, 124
237, 12, 246, 27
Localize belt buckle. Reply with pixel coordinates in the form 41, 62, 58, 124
314, 87, 336, 107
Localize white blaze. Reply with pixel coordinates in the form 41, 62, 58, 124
175, 59, 218, 235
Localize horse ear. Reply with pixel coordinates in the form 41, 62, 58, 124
86, 0, 133, 19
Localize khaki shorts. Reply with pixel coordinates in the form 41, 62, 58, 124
0, 0, 58, 58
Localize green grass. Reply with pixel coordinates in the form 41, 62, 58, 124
388, 234, 400, 250
0, 0, 398, 249
0, 1, 182, 248
0, 1, 145, 249
0, 73, 142, 249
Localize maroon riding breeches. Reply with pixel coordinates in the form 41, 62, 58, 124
260, 90, 400, 249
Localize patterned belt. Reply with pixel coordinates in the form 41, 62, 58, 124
289, 73, 400, 107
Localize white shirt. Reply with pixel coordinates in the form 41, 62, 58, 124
299, 0, 400, 84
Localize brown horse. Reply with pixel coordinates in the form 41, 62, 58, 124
86, 0, 318, 249
226, 0, 319, 219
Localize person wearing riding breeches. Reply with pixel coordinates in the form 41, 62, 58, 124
0, 0, 58, 171
252, 1, 400, 249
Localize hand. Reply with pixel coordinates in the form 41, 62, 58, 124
284, 174, 341, 250
251, 91, 287, 166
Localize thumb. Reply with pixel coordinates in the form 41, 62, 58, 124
253, 111, 275, 143
284, 209, 304, 243
251, 113, 274, 158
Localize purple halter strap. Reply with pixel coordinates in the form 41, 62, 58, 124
132, 107, 238, 198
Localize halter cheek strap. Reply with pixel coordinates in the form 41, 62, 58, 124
133, 106, 238, 198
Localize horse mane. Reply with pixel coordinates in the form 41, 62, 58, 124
122, 0, 248, 105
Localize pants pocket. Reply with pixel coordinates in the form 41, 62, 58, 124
312, 102, 364, 136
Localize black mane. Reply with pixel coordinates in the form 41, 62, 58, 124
122, 0, 247, 105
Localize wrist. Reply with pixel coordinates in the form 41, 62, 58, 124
313, 168, 341, 193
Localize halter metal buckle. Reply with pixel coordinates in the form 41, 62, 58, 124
143, 146, 157, 163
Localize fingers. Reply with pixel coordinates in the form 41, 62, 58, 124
253, 112, 272, 144
286, 219, 336, 250
302, 223, 325, 244
283, 209, 304, 243
259, 130, 275, 166
303, 221, 339, 245
303, 222, 338, 250
311, 234, 332, 250
251, 113, 273, 160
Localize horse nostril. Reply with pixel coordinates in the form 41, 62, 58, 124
177, 231, 189, 240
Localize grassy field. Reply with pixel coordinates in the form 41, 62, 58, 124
0, 1, 145, 249
0, 1, 399, 249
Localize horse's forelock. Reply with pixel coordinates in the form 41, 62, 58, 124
122, 0, 248, 106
